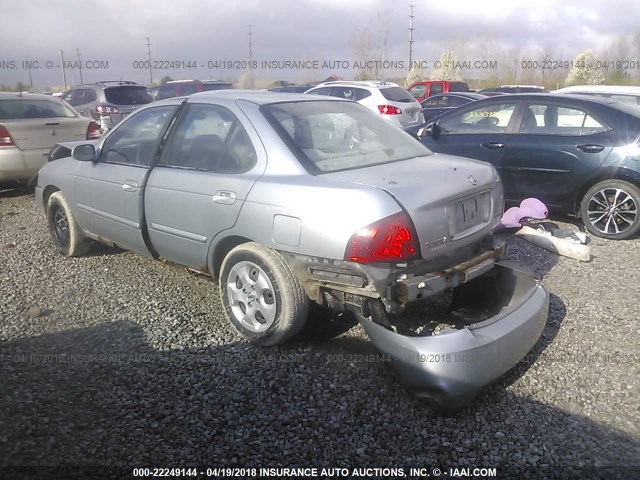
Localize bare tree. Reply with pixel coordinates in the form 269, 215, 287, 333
350, 11, 392, 80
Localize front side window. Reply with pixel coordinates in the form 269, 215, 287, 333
263, 100, 431, 174
440, 102, 518, 134
308, 87, 331, 96
162, 103, 257, 173
409, 84, 426, 98
100, 106, 178, 166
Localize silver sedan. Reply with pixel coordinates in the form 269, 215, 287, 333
35, 91, 548, 406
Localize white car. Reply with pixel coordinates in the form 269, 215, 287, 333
305, 81, 424, 129
554, 85, 640, 105
0, 92, 100, 186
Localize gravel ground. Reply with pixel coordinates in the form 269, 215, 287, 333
1, 189, 639, 479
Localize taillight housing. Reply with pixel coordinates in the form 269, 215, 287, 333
95, 104, 119, 115
378, 105, 402, 115
0, 126, 14, 147
86, 121, 101, 140
345, 212, 419, 263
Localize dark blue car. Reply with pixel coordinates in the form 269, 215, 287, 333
409, 93, 640, 239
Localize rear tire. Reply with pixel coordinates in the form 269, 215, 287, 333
580, 180, 640, 240
219, 243, 309, 346
47, 192, 90, 257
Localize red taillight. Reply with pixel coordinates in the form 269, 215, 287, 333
0, 126, 14, 147
378, 105, 402, 115
345, 212, 418, 263
86, 121, 101, 140
95, 104, 119, 115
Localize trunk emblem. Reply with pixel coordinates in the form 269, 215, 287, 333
50, 130, 56, 136
468, 175, 478, 186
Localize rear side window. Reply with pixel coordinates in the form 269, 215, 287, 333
449, 82, 470, 92
308, 87, 331, 96
429, 83, 444, 95
180, 83, 200, 96
380, 87, 416, 103
104, 86, 153, 105
0, 99, 77, 119
162, 104, 257, 173
518, 104, 610, 135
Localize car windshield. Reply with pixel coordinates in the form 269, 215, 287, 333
380, 87, 416, 103
0, 98, 77, 119
263, 100, 431, 173
104, 86, 154, 105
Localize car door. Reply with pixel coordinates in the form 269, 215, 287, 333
501, 101, 615, 208
144, 102, 265, 270
421, 99, 522, 174
73, 104, 179, 256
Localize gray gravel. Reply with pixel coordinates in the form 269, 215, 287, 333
1, 189, 639, 478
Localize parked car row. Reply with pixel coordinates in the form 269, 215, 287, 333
408, 92, 640, 240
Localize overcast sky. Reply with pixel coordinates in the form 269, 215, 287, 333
2, 0, 639, 89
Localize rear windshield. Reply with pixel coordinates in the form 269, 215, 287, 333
0, 98, 77, 119
202, 83, 233, 91
104, 86, 154, 105
262, 100, 431, 174
380, 87, 416, 103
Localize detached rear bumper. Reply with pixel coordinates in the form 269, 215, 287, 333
358, 264, 549, 407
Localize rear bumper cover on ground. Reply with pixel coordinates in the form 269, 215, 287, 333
358, 264, 549, 407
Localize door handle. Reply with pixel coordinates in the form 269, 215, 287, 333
213, 191, 237, 205
576, 144, 604, 153
481, 142, 505, 149
122, 181, 138, 192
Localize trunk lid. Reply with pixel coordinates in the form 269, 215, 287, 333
325, 155, 503, 259
3, 117, 89, 150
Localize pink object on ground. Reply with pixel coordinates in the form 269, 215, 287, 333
497, 198, 549, 229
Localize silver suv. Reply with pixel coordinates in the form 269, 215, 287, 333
305, 80, 424, 128
66, 81, 154, 132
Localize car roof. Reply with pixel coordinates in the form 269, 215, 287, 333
425, 92, 486, 100
0, 92, 62, 100
187, 90, 351, 106
310, 80, 400, 89
555, 85, 640, 94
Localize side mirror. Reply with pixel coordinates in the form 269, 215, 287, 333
417, 122, 441, 140
72, 144, 96, 162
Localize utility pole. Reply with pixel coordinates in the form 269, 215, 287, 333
145, 37, 153, 84
248, 25, 254, 88
60, 50, 67, 90
76, 48, 84, 84
409, 4, 415, 71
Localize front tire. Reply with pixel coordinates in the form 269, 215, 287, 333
219, 243, 309, 346
580, 180, 640, 240
47, 191, 90, 257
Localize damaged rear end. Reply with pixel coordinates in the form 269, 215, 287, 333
358, 265, 548, 407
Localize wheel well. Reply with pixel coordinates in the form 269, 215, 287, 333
574, 170, 640, 216
42, 186, 60, 209
211, 235, 253, 279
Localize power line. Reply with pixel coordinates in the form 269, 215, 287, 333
248, 25, 254, 88
76, 48, 84, 84
145, 37, 153, 84
409, 4, 415, 70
